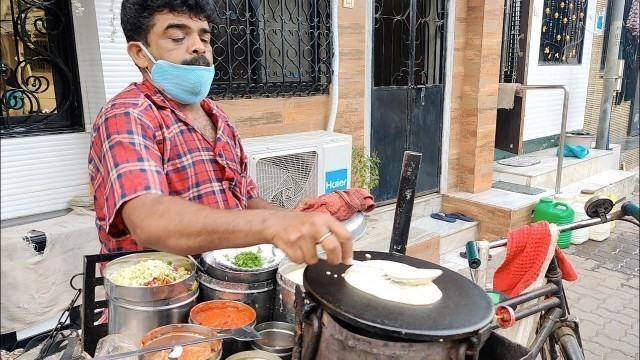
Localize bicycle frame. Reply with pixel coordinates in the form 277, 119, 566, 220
473, 200, 639, 360
488, 253, 582, 360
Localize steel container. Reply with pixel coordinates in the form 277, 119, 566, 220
198, 252, 277, 325
189, 300, 257, 359
140, 323, 223, 360
103, 252, 197, 302
250, 322, 294, 360
312, 312, 470, 360
272, 259, 305, 324
225, 350, 283, 360
107, 285, 199, 344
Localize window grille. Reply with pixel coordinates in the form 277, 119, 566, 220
209, 0, 332, 99
372, 0, 446, 87
539, 0, 588, 65
0, 0, 84, 138
501, 0, 523, 83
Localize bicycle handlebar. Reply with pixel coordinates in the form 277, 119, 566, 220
465, 200, 639, 268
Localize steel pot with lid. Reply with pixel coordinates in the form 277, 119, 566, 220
294, 251, 495, 360
103, 252, 199, 343
103, 252, 197, 302
273, 258, 306, 324
198, 246, 282, 325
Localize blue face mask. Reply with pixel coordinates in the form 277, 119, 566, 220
138, 42, 215, 104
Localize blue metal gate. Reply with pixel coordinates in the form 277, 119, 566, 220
371, 0, 446, 202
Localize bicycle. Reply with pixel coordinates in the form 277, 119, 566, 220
467, 195, 640, 360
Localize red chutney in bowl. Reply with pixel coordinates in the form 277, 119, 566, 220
190, 300, 256, 330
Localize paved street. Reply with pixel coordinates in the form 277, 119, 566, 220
473, 193, 639, 359
562, 194, 639, 360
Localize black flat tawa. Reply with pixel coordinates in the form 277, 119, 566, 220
303, 251, 494, 341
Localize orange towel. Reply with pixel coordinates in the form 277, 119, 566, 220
493, 221, 578, 298
298, 188, 375, 221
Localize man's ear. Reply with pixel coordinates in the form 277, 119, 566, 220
127, 42, 152, 70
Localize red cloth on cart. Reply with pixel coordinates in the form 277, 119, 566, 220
493, 221, 578, 298
298, 188, 375, 221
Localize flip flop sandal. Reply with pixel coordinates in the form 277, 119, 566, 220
445, 212, 475, 222
431, 212, 456, 223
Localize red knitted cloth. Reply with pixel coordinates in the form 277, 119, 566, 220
493, 221, 578, 298
298, 188, 375, 221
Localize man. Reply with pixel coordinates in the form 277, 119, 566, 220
88, 0, 352, 265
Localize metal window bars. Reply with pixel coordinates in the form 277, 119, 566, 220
0, 0, 84, 137
500, 0, 523, 83
539, 0, 588, 65
208, 0, 333, 99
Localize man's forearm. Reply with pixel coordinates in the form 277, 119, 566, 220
247, 197, 288, 211
122, 193, 277, 255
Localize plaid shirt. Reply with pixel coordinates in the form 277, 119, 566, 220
88, 80, 259, 254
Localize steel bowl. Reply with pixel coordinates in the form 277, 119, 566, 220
140, 323, 222, 360
341, 211, 366, 241
225, 350, 283, 360
250, 322, 294, 360
200, 252, 278, 283
103, 252, 197, 302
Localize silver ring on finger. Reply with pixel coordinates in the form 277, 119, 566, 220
317, 231, 332, 245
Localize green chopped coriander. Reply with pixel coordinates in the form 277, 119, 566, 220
232, 251, 264, 269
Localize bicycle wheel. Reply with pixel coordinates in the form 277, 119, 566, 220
541, 325, 585, 360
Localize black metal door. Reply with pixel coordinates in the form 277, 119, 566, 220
371, 0, 445, 203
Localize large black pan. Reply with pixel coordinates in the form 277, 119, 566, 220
302, 251, 494, 341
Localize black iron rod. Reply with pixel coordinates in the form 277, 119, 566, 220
521, 308, 563, 360
409, 0, 417, 87
497, 283, 559, 308
491, 297, 562, 331
514, 297, 562, 322
389, 151, 422, 255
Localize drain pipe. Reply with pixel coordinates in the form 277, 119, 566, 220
518, 85, 570, 194
325, 0, 339, 132
596, 0, 626, 150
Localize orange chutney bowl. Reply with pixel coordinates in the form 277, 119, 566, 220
189, 300, 257, 330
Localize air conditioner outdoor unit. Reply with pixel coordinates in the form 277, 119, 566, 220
242, 130, 352, 208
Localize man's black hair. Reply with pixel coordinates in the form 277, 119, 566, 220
120, 0, 216, 43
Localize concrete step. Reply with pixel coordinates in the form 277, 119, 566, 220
355, 194, 478, 263
410, 216, 478, 254
557, 169, 637, 200
493, 144, 621, 189
443, 168, 637, 241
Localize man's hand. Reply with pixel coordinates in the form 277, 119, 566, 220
264, 211, 352, 265
122, 194, 352, 265
293, 197, 315, 211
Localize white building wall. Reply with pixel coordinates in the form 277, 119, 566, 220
0, 133, 91, 219
522, 0, 597, 142
0, 0, 136, 221
94, 0, 140, 101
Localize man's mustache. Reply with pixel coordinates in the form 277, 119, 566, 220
182, 56, 211, 67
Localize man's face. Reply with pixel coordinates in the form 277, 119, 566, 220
130, 11, 213, 70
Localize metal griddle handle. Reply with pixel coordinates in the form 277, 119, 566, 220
389, 151, 422, 255
293, 285, 322, 360
301, 307, 322, 360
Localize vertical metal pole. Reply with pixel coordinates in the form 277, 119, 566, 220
518, 85, 569, 194
389, 151, 422, 255
556, 86, 570, 194
596, 0, 626, 150
408, 0, 417, 87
